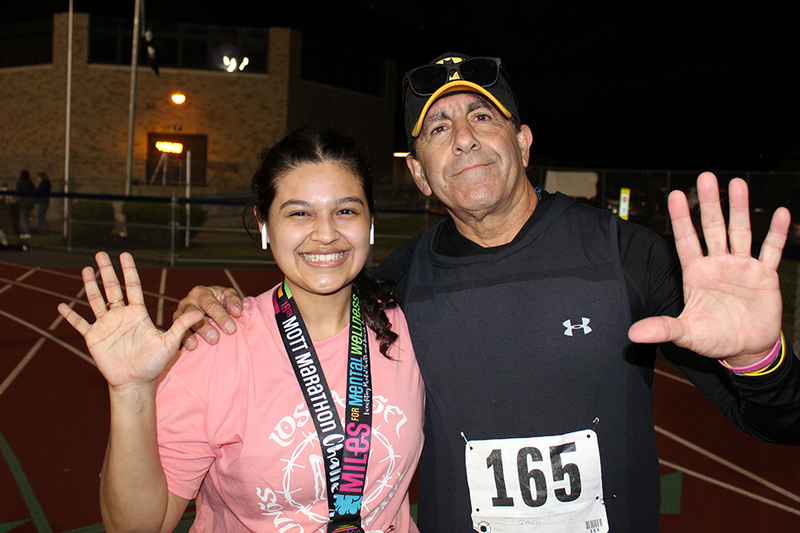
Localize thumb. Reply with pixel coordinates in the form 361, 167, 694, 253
628, 316, 684, 345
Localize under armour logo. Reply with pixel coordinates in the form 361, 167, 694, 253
563, 317, 592, 336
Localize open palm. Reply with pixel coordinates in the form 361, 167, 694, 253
58, 252, 205, 390
629, 172, 790, 365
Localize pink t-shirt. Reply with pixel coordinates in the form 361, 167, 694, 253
156, 285, 425, 532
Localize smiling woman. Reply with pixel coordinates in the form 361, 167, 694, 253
57, 127, 424, 532
258, 161, 372, 336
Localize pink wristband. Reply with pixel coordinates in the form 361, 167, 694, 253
720, 337, 781, 374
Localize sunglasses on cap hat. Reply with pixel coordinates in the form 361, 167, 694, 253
403, 54, 519, 145
403, 57, 504, 96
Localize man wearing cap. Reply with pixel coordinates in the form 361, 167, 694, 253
175, 53, 800, 532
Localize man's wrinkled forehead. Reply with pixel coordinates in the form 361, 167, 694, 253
420, 92, 494, 128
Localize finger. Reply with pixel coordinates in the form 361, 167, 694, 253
628, 315, 686, 346
193, 321, 221, 345
196, 287, 236, 334
696, 172, 728, 255
96, 251, 125, 306
57, 302, 91, 337
82, 266, 107, 317
727, 177, 752, 257
174, 286, 213, 321
172, 303, 220, 345
119, 252, 145, 307
163, 309, 207, 351
668, 189, 704, 269
180, 330, 199, 351
220, 288, 244, 319
759, 206, 791, 272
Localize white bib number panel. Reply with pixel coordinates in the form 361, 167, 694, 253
465, 429, 608, 533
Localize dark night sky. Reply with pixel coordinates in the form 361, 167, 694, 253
6, 1, 800, 171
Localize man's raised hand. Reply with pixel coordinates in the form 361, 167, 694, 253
628, 172, 790, 368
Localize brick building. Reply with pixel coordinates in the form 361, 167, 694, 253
0, 12, 398, 198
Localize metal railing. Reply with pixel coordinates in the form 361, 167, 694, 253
0, 189, 439, 267
2, 183, 800, 347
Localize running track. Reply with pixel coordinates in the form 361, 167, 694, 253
1, 257, 799, 532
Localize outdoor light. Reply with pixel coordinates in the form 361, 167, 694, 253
223, 56, 251, 72
156, 141, 184, 154
171, 93, 186, 105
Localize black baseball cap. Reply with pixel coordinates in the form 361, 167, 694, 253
402, 52, 520, 148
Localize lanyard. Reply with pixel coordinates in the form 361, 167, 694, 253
274, 281, 372, 532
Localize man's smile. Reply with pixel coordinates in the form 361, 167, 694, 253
451, 160, 495, 178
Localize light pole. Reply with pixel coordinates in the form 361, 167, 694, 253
63, 0, 74, 238
125, 0, 143, 196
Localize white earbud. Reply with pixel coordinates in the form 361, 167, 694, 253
261, 224, 268, 250
369, 223, 374, 245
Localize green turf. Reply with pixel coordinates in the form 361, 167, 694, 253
660, 471, 683, 514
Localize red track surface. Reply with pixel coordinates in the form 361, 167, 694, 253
1, 258, 798, 532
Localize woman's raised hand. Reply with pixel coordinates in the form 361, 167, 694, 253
58, 252, 205, 391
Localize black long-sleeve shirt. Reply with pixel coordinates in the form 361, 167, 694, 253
378, 190, 800, 532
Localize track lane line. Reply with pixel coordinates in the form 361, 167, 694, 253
0, 283, 89, 397
0, 310, 94, 367
655, 424, 800, 504
654, 366, 800, 505
659, 458, 800, 516
0, 429, 53, 532
224, 269, 244, 298
0, 259, 82, 280
655, 366, 693, 386
0, 276, 180, 306
0, 268, 41, 297
156, 268, 168, 327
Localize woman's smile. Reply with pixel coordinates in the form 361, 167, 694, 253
300, 251, 347, 263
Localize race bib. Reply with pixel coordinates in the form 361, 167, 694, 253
464, 429, 608, 533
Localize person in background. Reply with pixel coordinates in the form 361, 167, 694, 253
58, 128, 424, 532
0, 182, 11, 244
173, 54, 800, 532
15, 170, 35, 239
35, 172, 51, 235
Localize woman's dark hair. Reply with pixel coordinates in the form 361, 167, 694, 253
250, 127, 398, 357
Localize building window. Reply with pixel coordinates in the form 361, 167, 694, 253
89, 17, 268, 74
88, 18, 132, 65
146, 133, 207, 186
181, 39, 209, 69
0, 18, 53, 68
301, 36, 385, 97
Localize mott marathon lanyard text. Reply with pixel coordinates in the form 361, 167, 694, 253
274, 281, 373, 533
